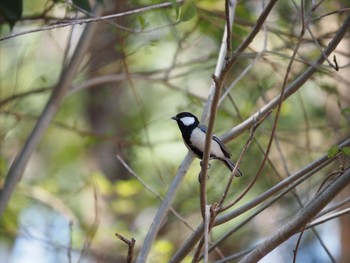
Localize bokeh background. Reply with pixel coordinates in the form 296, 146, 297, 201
0, 0, 349, 262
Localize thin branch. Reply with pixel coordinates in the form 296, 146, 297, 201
227, 0, 307, 209
219, 0, 269, 105
312, 7, 350, 21
135, 153, 194, 263
78, 186, 100, 263
219, 112, 271, 211
239, 167, 350, 263
116, 155, 194, 231
224, 0, 235, 57
293, 225, 306, 263
0, 87, 52, 108
221, 13, 350, 143
0, 4, 104, 217
136, 1, 237, 262
308, 207, 350, 229
203, 205, 211, 263
115, 233, 136, 263
169, 138, 350, 262
316, 197, 350, 219
68, 221, 73, 263
0, 1, 184, 41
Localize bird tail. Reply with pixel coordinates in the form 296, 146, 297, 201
223, 158, 243, 177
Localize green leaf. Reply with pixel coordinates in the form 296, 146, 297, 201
180, 0, 196, 22
0, 0, 23, 28
319, 83, 338, 95
113, 179, 141, 197
171, 0, 180, 18
341, 147, 350, 156
341, 107, 350, 114
91, 171, 113, 195
327, 145, 339, 158
72, 0, 91, 12
137, 15, 146, 30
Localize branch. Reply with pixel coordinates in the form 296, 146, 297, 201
136, 1, 237, 262
116, 155, 194, 231
169, 138, 350, 262
0, 1, 184, 41
135, 153, 194, 263
115, 233, 136, 263
225, 0, 307, 211
308, 207, 350, 229
221, 13, 350, 143
239, 167, 350, 263
0, 4, 103, 217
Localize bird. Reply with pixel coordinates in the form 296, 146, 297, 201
171, 112, 242, 177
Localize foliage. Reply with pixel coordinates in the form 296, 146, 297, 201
0, 0, 350, 262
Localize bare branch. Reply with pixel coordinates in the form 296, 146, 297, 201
239, 167, 350, 263
169, 138, 350, 262
115, 233, 136, 263
0, 1, 184, 41
135, 153, 194, 263
116, 155, 195, 231
0, 4, 103, 217
221, 13, 350, 143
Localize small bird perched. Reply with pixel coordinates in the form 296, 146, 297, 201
172, 112, 242, 177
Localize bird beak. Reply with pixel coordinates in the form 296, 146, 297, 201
171, 116, 177, 121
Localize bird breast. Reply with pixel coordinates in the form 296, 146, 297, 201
190, 128, 225, 159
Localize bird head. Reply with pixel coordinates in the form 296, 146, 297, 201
171, 112, 199, 128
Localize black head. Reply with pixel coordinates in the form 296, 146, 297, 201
171, 112, 199, 129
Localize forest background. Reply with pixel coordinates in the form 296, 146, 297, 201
0, 0, 350, 262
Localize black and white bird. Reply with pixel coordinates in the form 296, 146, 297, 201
172, 112, 242, 176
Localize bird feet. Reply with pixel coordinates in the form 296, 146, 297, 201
200, 161, 211, 170
198, 161, 211, 182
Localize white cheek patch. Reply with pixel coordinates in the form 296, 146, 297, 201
180, 116, 195, 126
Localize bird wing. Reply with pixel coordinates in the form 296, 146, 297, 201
212, 134, 232, 158
198, 124, 208, 133
198, 124, 232, 158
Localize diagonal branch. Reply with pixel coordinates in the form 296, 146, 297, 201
239, 167, 350, 263
136, 2, 237, 262
0, 4, 103, 217
0, 1, 185, 42
221, 13, 350, 143
169, 138, 350, 262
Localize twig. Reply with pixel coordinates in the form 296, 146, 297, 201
78, 186, 100, 263
316, 197, 350, 219
68, 221, 73, 263
221, 14, 350, 143
333, 55, 339, 71
292, 225, 306, 263
239, 167, 350, 263
135, 153, 194, 263
116, 155, 194, 231
229, 0, 307, 208
219, 0, 268, 105
203, 205, 211, 263
308, 207, 350, 229
169, 138, 350, 262
0, 3, 103, 217
0, 87, 52, 108
312, 7, 350, 21
198, 0, 238, 220
0, 1, 185, 41
219, 112, 271, 211
224, 0, 235, 58
115, 233, 136, 263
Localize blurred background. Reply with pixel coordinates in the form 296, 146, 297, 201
0, 0, 349, 262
